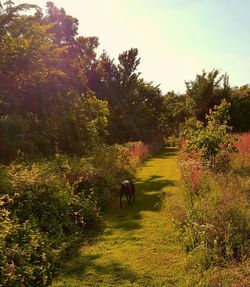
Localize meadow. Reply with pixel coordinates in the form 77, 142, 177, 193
0, 2, 250, 286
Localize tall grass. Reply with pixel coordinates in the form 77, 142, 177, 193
179, 151, 203, 195
233, 133, 250, 170
176, 133, 250, 286
235, 133, 250, 155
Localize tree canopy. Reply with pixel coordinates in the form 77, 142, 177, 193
0, 1, 250, 163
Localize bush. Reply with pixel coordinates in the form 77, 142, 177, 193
164, 135, 181, 147
0, 141, 143, 286
176, 106, 250, 285
0, 215, 55, 286
0, 160, 101, 286
125, 141, 150, 164
182, 100, 238, 171
0, 140, 144, 286
84, 144, 141, 206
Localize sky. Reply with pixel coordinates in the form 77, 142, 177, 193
14, 0, 250, 93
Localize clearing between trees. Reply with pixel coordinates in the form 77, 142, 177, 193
52, 147, 196, 287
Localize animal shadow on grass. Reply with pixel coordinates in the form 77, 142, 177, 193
108, 174, 176, 233
56, 147, 178, 285
135, 175, 175, 211
61, 174, 176, 284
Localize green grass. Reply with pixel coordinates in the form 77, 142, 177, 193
52, 147, 197, 287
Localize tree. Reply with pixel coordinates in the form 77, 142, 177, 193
182, 100, 237, 169
89, 48, 166, 143
229, 85, 250, 132
45, 1, 79, 45
87, 51, 118, 103
4, 0, 14, 14
162, 92, 195, 135
0, 1, 170, 161
0, 2, 107, 162
56, 93, 109, 155
185, 69, 231, 121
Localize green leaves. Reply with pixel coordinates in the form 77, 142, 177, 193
185, 69, 231, 121
0, 2, 111, 161
229, 85, 250, 132
182, 100, 238, 169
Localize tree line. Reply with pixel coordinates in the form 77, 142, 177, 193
0, 1, 250, 163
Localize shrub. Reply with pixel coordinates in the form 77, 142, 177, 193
0, 160, 101, 286
125, 141, 150, 166
0, 191, 56, 286
0, 216, 55, 286
177, 103, 249, 284
0, 142, 142, 286
164, 135, 181, 147
182, 100, 238, 171
88, 144, 140, 203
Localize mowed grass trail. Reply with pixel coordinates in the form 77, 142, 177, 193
52, 147, 193, 287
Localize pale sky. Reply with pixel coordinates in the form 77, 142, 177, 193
14, 0, 250, 93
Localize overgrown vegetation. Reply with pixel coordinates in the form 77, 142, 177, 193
0, 0, 250, 286
0, 142, 149, 286
177, 103, 250, 286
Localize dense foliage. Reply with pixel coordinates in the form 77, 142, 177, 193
0, 1, 167, 163
0, 1, 250, 286
177, 104, 250, 286
0, 2, 249, 164
229, 85, 250, 132
182, 100, 238, 170
0, 142, 148, 286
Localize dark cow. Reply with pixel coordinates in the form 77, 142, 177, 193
120, 180, 136, 208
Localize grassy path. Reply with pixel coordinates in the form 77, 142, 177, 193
52, 147, 190, 287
